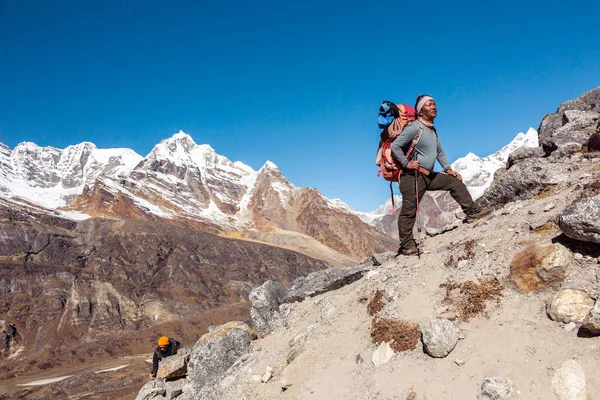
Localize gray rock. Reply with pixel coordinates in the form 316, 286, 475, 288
187, 322, 254, 399
478, 157, 568, 210
596, 269, 600, 281
559, 195, 600, 244
283, 265, 370, 303
506, 146, 545, 169
480, 376, 515, 400
551, 359, 587, 400
372, 341, 395, 367
582, 299, 600, 335
136, 379, 166, 400
249, 280, 287, 336
425, 221, 459, 237
421, 318, 459, 358
165, 379, 187, 400
538, 88, 600, 155
157, 349, 191, 379
371, 251, 396, 266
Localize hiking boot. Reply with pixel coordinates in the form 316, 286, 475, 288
396, 245, 419, 257
464, 207, 493, 223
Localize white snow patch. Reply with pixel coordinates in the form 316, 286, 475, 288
94, 365, 129, 374
16, 375, 73, 386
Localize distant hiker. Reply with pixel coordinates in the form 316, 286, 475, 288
390, 94, 491, 256
150, 336, 182, 379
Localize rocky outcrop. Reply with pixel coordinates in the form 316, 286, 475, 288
478, 157, 569, 209
558, 195, 600, 244
538, 87, 600, 156
187, 322, 256, 400
249, 281, 288, 337
283, 264, 370, 303
157, 349, 192, 379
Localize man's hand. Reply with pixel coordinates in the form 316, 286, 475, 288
446, 169, 462, 181
406, 160, 420, 170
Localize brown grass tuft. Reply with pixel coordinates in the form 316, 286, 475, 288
367, 289, 386, 316
532, 223, 553, 233
406, 390, 417, 400
371, 318, 420, 353
533, 184, 559, 200
444, 239, 477, 267
440, 277, 503, 322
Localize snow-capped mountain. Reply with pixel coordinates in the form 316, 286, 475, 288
0, 141, 142, 208
0, 132, 394, 259
452, 127, 539, 198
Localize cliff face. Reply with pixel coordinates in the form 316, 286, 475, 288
0, 198, 327, 377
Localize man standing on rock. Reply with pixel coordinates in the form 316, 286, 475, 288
151, 336, 182, 379
391, 94, 491, 256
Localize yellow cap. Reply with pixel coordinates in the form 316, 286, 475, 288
157, 336, 170, 346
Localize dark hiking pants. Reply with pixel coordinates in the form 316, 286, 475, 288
398, 171, 477, 250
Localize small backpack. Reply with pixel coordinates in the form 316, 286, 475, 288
375, 102, 422, 212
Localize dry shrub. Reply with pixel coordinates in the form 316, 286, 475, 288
440, 276, 504, 322
371, 318, 420, 353
444, 239, 477, 267
367, 289, 386, 315
406, 390, 417, 400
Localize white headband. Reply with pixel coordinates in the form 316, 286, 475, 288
416, 96, 435, 114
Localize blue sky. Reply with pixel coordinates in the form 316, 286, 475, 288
1, 1, 599, 212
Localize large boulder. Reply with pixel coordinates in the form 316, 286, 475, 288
283, 264, 370, 303
478, 157, 568, 209
135, 379, 166, 400
157, 348, 191, 379
187, 321, 256, 399
249, 280, 287, 336
507, 244, 574, 292
547, 289, 594, 324
558, 195, 600, 244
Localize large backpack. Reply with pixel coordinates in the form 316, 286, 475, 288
375, 102, 422, 212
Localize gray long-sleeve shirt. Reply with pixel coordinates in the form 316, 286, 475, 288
390, 121, 451, 172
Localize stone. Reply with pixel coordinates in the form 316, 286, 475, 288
249, 280, 288, 336
372, 341, 394, 367
261, 366, 274, 383
454, 359, 465, 366
157, 349, 191, 379
187, 321, 255, 394
544, 203, 556, 212
283, 265, 370, 303
581, 299, 600, 335
587, 132, 600, 151
563, 322, 577, 332
508, 244, 574, 292
547, 289, 594, 324
506, 146, 545, 169
596, 269, 600, 281
551, 359, 587, 400
165, 379, 187, 400
135, 379, 166, 400
421, 319, 459, 358
480, 376, 515, 400
559, 195, 600, 244
574, 253, 583, 260
479, 157, 569, 210
371, 252, 396, 266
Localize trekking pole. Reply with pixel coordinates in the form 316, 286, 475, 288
414, 168, 421, 259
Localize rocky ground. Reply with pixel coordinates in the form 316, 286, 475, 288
218, 160, 600, 400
